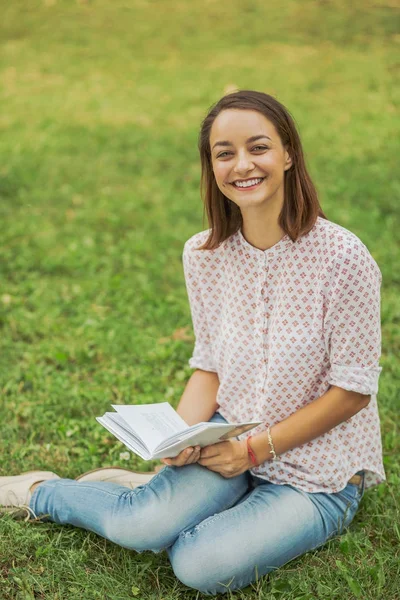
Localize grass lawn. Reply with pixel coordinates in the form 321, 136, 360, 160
0, 0, 399, 598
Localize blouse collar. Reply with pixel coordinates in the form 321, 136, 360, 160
236, 227, 295, 259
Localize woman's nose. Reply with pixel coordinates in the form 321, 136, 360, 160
234, 152, 254, 173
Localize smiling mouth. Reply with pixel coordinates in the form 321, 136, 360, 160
230, 177, 265, 190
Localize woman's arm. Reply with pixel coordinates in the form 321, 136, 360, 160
198, 386, 370, 477
176, 369, 220, 426
166, 240, 220, 466
160, 369, 220, 468
250, 386, 370, 464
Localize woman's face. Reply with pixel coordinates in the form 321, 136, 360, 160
209, 109, 292, 212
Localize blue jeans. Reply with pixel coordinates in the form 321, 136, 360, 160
30, 412, 365, 596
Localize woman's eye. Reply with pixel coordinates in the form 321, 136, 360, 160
217, 146, 268, 158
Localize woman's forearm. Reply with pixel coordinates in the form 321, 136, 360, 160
176, 369, 220, 426
251, 386, 371, 464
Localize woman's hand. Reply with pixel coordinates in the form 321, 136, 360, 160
160, 445, 201, 467
197, 439, 252, 478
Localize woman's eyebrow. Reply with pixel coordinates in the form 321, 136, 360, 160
211, 134, 272, 151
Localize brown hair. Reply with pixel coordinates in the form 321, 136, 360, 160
196, 90, 326, 250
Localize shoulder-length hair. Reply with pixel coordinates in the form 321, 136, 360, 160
196, 90, 326, 250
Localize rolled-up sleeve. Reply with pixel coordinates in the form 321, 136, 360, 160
323, 242, 383, 395
182, 242, 217, 373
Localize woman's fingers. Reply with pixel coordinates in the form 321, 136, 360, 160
179, 447, 194, 465
162, 446, 201, 467
181, 446, 202, 465
161, 447, 193, 467
186, 446, 201, 464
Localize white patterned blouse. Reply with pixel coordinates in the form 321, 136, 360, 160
182, 216, 385, 493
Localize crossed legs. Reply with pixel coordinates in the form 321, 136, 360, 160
30, 462, 361, 595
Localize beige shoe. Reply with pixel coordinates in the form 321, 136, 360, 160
0, 471, 60, 520
75, 467, 161, 489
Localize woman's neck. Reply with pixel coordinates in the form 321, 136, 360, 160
240, 204, 285, 251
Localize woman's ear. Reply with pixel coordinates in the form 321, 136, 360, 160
284, 148, 293, 171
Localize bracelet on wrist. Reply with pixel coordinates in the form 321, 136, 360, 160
246, 436, 259, 467
267, 426, 277, 461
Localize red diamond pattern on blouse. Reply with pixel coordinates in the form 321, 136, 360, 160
182, 217, 385, 493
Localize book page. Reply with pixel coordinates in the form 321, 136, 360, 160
112, 403, 188, 452
96, 415, 151, 460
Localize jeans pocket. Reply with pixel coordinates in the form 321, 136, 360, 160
332, 481, 363, 533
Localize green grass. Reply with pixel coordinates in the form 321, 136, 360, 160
1, 0, 399, 598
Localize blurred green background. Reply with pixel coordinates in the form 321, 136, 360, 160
0, 1, 399, 599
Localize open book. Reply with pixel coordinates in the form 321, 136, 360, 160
96, 403, 261, 460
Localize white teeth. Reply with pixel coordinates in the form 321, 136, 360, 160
233, 178, 263, 188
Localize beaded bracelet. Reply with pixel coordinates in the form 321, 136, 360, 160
246, 436, 259, 467
267, 426, 277, 461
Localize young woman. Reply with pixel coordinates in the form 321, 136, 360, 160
0, 90, 385, 596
